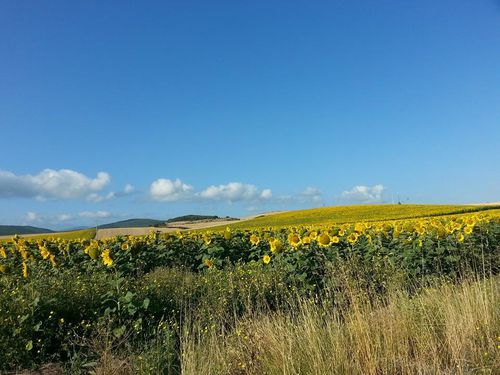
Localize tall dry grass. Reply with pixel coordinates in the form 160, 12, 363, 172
180, 276, 500, 375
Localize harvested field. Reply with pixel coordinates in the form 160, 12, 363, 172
95, 212, 282, 239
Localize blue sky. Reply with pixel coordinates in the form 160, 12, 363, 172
1, 0, 499, 229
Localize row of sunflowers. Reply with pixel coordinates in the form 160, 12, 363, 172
1, 211, 499, 285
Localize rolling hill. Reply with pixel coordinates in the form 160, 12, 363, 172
0, 225, 54, 236
97, 218, 165, 229
221, 204, 500, 230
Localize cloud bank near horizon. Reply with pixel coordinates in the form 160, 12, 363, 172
0, 169, 390, 226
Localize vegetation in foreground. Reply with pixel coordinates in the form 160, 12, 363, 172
180, 274, 500, 375
0, 211, 499, 373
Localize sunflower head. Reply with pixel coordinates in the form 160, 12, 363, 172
354, 222, 365, 233
318, 233, 331, 247
263, 255, 271, 264
269, 238, 282, 253
203, 235, 212, 246
249, 234, 260, 246
224, 227, 232, 240
101, 249, 113, 267
288, 234, 301, 248
301, 236, 312, 245
347, 233, 359, 244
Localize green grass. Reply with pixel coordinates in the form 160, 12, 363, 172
1, 228, 96, 242
181, 275, 500, 375
220, 204, 498, 230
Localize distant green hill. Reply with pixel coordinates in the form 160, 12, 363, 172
166, 215, 221, 223
97, 218, 165, 229
0, 225, 54, 236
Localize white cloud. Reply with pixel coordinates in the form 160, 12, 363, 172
124, 184, 134, 194
299, 187, 322, 203
301, 187, 321, 196
150, 178, 194, 202
89, 184, 136, 201
148, 178, 272, 203
78, 210, 112, 219
25, 211, 40, 222
25, 211, 73, 225
87, 191, 116, 202
340, 184, 385, 203
57, 214, 73, 221
0, 169, 110, 200
200, 182, 271, 202
260, 189, 273, 199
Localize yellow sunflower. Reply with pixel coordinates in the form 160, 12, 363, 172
464, 225, 473, 235
269, 238, 282, 253
301, 236, 312, 245
203, 235, 212, 246
288, 234, 301, 248
347, 233, 359, 244
101, 249, 113, 267
318, 233, 331, 247
249, 234, 260, 246
22, 262, 28, 278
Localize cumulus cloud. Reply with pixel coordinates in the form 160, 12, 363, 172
0, 169, 110, 200
149, 178, 272, 203
87, 191, 116, 202
200, 182, 272, 202
21, 211, 116, 228
25, 211, 40, 222
150, 178, 194, 202
57, 214, 73, 221
124, 184, 135, 194
25, 211, 73, 225
299, 187, 322, 203
260, 189, 273, 199
78, 210, 112, 219
89, 184, 136, 201
340, 184, 385, 203
273, 187, 322, 204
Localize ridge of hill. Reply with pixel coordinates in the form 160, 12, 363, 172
97, 219, 165, 229
0, 225, 54, 236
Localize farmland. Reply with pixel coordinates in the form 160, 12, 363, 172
223, 204, 499, 229
0, 207, 499, 374
0, 228, 96, 243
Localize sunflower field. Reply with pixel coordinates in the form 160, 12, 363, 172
0, 211, 499, 372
